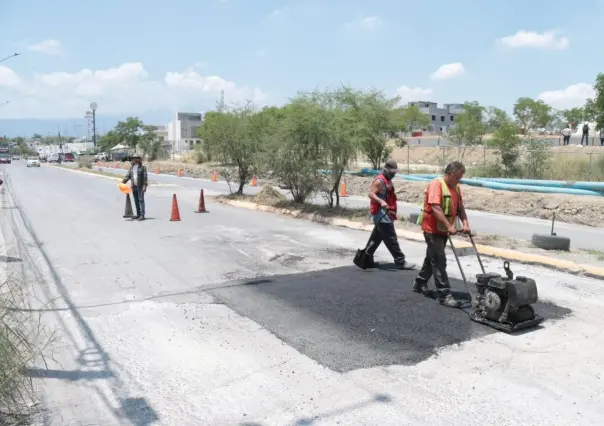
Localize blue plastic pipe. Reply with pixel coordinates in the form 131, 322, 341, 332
476, 177, 604, 191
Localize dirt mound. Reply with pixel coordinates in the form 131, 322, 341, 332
253, 186, 286, 205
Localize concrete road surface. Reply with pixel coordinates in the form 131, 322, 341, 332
2, 163, 604, 425
84, 163, 604, 252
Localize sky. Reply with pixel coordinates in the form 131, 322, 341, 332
1, 0, 603, 132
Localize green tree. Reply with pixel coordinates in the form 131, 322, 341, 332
97, 130, 122, 152
198, 102, 267, 195
560, 107, 584, 130
485, 107, 509, 132
447, 101, 487, 161
338, 87, 405, 170
138, 125, 163, 161
115, 117, 145, 149
487, 112, 521, 175
267, 98, 331, 203
399, 104, 430, 134
32, 133, 43, 139
297, 88, 360, 207
585, 74, 604, 130
513, 97, 552, 133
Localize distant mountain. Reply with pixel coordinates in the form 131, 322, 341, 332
0, 109, 181, 138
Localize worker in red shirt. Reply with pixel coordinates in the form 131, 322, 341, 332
363, 159, 416, 270
413, 161, 470, 308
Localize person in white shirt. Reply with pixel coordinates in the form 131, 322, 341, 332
561, 126, 571, 145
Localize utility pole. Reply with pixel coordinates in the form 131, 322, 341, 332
90, 102, 98, 147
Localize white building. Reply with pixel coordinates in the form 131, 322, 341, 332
150, 125, 170, 150
408, 101, 464, 133
165, 112, 203, 152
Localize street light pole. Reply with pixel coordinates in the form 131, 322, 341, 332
90, 102, 98, 147
0, 53, 19, 65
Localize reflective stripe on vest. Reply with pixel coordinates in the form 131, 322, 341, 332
416, 177, 461, 232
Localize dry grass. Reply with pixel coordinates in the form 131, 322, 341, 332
0, 273, 54, 424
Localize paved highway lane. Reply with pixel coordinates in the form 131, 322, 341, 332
3, 163, 604, 425
85, 163, 604, 252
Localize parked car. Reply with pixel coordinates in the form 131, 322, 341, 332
95, 152, 109, 161
26, 157, 40, 167
12, 155, 20, 160
0, 154, 11, 164
48, 154, 60, 163
63, 153, 75, 162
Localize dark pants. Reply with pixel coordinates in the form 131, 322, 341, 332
132, 186, 145, 217
365, 222, 406, 264
415, 233, 451, 296
581, 133, 589, 145
600, 138, 604, 146
563, 135, 570, 145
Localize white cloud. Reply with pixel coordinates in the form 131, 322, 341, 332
395, 85, 434, 103
360, 16, 382, 29
430, 63, 465, 81
27, 39, 65, 55
537, 83, 595, 108
0, 62, 267, 119
0, 66, 22, 88
497, 30, 569, 50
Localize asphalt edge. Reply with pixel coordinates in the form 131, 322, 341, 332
216, 198, 604, 280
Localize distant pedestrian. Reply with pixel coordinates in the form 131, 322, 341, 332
414, 161, 471, 308
122, 154, 148, 221
581, 123, 589, 145
361, 159, 416, 270
561, 126, 571, 145
600, 128, 604, 146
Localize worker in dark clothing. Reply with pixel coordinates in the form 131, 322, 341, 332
362, 159, 416, 270
581, 123, 589, 145
122, 154, 148, 221
414, 161, 470, 308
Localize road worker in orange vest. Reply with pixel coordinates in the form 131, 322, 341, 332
414, 161, 471, 308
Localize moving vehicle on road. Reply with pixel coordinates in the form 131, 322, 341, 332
0, 148, 11, 164
12, 155, 20, 160
26, 157, 41, 167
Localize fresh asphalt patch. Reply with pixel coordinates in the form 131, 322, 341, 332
209, 265, 571, 372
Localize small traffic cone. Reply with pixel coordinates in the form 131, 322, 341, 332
251, 175, 257, 187
194, 189, 208, 213
211, 170, 218, 182
339, 180, 348, 197
123, 194, 134, 218
155, 168, 161, 174
177, 169, 183, 177
170, 194, 181, 221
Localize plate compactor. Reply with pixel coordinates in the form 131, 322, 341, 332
449, 234, 544, 333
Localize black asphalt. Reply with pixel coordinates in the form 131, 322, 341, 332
210, 264, 571, 372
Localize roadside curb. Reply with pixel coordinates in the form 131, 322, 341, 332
216, 198, 604, 280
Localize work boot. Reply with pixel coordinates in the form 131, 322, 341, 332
131, 215, 140, 220
438, 293, 461, 308
412, 279, 428, 294
395, 260, 417, 270
137, 215, 145, 221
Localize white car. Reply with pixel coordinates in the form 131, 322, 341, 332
26, 157, 40, 167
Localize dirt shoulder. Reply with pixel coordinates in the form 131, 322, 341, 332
144, 160, 604, 228
212, 189, 604, 272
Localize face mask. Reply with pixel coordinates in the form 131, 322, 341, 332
383, 169, 395, 180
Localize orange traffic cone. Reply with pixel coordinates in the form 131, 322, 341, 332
123, 194, 134, 218
170, 194, 181, 221
177, 169, 183, 177
155, 168, 161, 174
211, 170, 218, 182
251, 175, 257, 187
339, 180, 348, 197
194, 189, 208, 213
